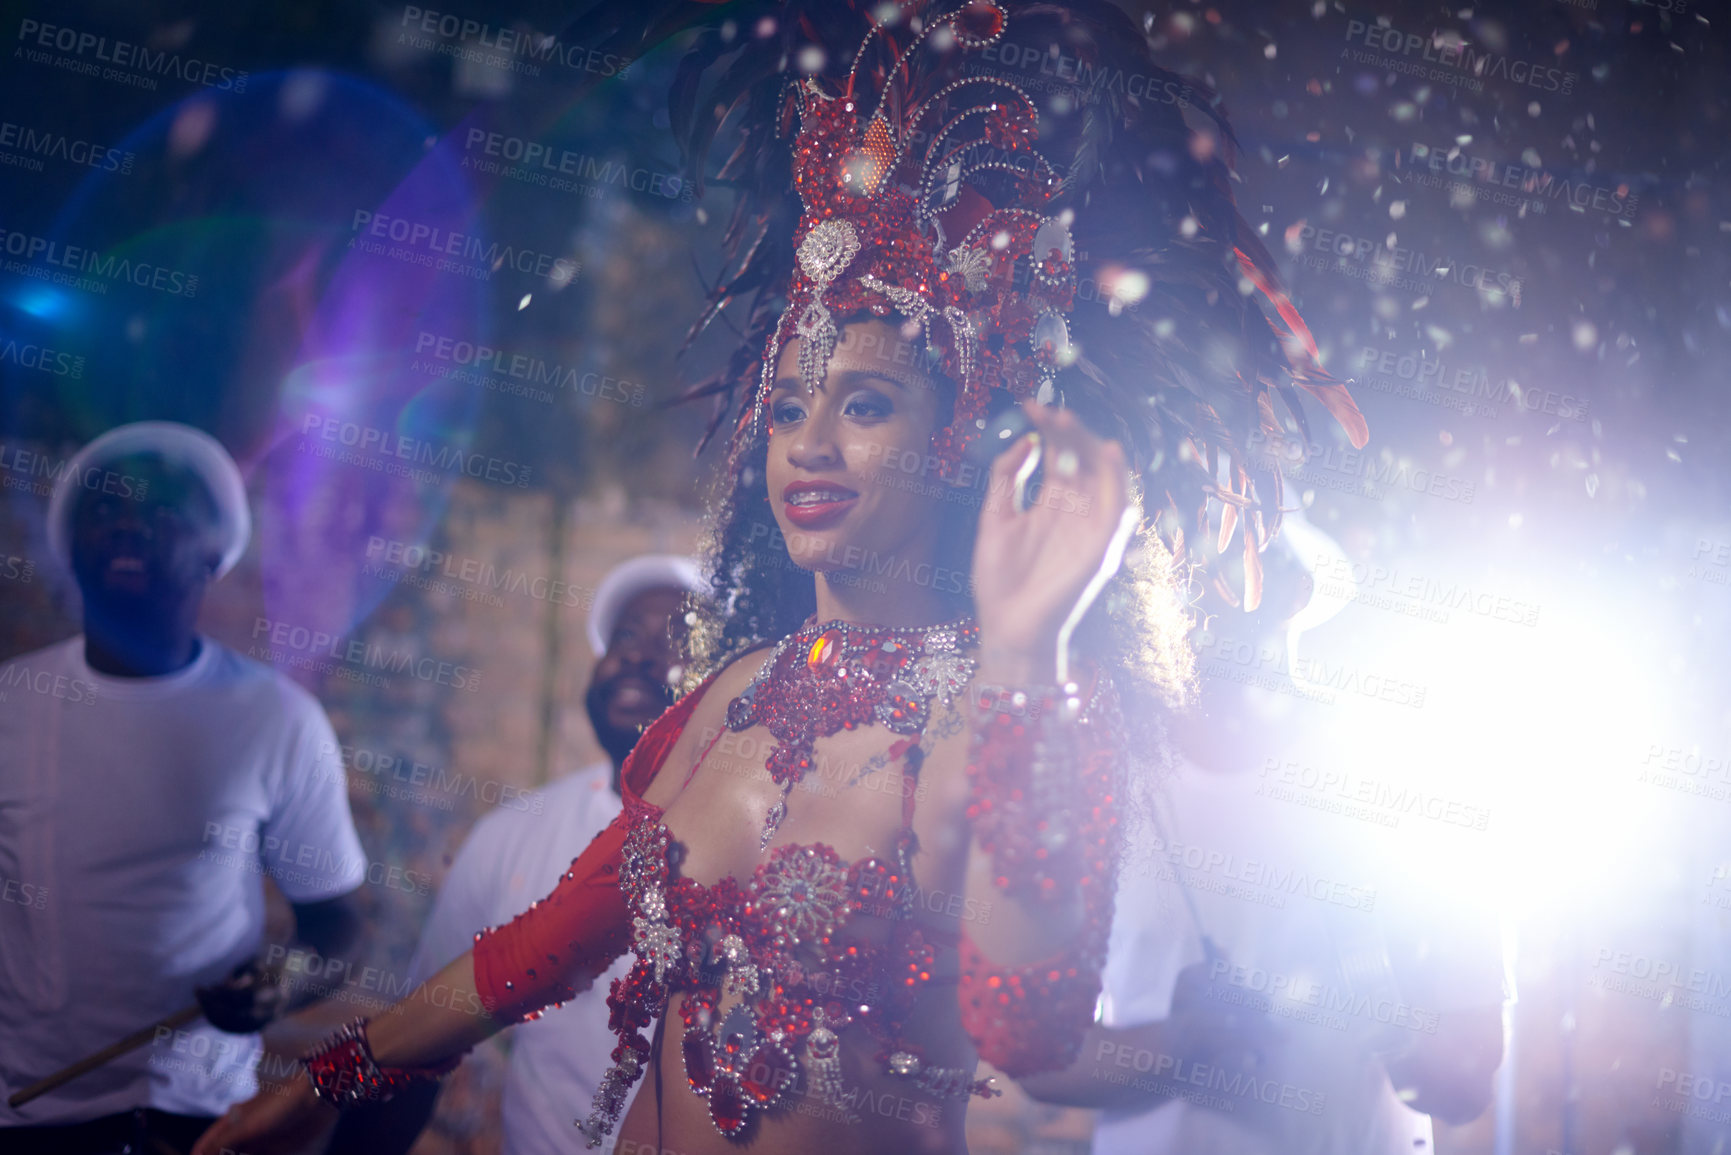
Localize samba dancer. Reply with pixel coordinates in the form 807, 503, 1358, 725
195, 2, 1366, 1153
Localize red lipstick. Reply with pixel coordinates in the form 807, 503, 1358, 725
781, 480, 859, 529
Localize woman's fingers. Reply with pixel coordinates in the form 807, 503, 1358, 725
1017, 404, 1127, 533
981, 403, 1129, 543
983, 427, 1041, 523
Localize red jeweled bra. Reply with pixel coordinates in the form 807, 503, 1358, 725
587, 822, 993, 1143
577, 618, 993, 1144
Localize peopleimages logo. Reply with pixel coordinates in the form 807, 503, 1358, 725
1354, 345, 1587, 423
1132, 828, 1381, 912
0, 120, 135, 175
249, 616, 482, 692
319, 737, 544, 814
462, 130, 692, 201
968, 39, 1207, 110
349, 210, 578, 284
0, 339, 84, 380
15, 19, 249, 92
396, 7, 631, 79
1312, 550, 1542, 628
1405, 142, 1637, 220
1343, 17, 1576, 95
364, 532, 592, 608
298, 413, 533, 489
0, 228, 199, 297
1207, 958, 1443, 1034
411, 331, 646, 408
0, 444, 152, 503
0, 659, 98, 705
1292, 224, 1521, 305
1259, 757, 1492, 830
1246, 429, 1477, 506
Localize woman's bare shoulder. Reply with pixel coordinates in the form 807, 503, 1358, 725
682, 642, 781, 727
638, 643, 779, 808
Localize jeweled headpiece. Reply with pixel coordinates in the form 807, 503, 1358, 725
669, 0, 1370, 607
751, 0, 1077, 467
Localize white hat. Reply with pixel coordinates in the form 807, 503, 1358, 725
47, 421, 251, 580
586, 553, 706, 656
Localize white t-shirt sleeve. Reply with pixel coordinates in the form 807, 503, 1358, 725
1099, 862, 1189, 1028
259, 699, 366, 903
408, 810, 512, 986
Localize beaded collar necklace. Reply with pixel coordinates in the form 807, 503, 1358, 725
725, 616, 979, 846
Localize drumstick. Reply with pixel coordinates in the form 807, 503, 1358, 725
7, 1003, 203, 1108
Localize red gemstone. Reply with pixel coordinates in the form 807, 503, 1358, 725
740, 1040, 796, 1105
682, 1026, 715, 1092
710, 1078, 748, 1134
958, 1, 1006, 42
806, 629, 840, 674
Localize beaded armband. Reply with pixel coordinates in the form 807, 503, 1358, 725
301, 1018, 461, 1107
957, 673, 1122, 1074
965, 679, 1100, 902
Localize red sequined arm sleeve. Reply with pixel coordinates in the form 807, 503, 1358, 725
471, 809, 637, 1024
957, 672, 1124, 1076
471, 680, 709, 1024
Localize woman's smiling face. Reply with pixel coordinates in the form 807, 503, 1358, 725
765, 318, 951, 578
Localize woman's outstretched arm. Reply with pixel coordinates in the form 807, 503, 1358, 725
189, 947, 503, 1155
191, 683, 712, 1155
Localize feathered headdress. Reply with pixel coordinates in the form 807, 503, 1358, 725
758, 2, 1079, 465
669, 0, 1369, 608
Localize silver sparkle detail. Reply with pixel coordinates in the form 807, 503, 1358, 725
794, 219, 862, 392
632, 884, 681, 986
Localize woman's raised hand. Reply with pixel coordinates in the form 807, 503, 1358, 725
971, 400, 1133, 685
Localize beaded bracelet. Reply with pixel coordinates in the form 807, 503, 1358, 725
301, 1018, 461, 1106
966, 680, 1091, 900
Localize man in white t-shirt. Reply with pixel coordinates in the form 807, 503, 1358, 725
1021, 550, 1505, 1154
323, 554, 704, 1155
1029, 754, 1504, 1155
0, 423, 368, 1155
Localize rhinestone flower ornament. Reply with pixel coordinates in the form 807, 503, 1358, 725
752, 845, 852, 946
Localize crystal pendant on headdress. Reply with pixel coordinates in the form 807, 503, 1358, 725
942, 305, 979, 385
794, 220, 862, 391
